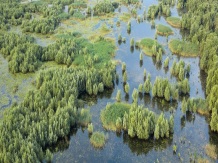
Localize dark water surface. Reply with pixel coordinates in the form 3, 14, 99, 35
52, 0, 217, 162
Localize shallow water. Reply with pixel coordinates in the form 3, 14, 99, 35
52, 1, 218, 163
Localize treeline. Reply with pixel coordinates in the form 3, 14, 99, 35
102, 102, 174, 140
93, 1, 115, 16
179, 0, 218, 132
147, 2, 171, 19
0, 66, 115, 162
124, 104, 174, 140
21, 17, 60, 34
0, 33, 114, 73
0, 33, 42, 73
0, 1, 34, 30
121, 66, 190, 102
0, 0, 75, 33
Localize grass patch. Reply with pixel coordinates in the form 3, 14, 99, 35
205, 144, 217, 159
139, 38, 164, 56
101, 102, 130, 131
73, 38, 115, 69
166, 17, 181, 28
156, 24, 173, 36
120, 13, 132, 22
90, 132, 107, 148
169, 39, 199, 57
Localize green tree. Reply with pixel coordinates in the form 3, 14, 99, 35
154, 124, 160, 140
124, 83, 130, 94
182, 98, 187, 114
164, 86, 170, 101
116, 90, 122, 102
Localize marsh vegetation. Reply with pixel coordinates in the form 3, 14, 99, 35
0, 0, 217, 162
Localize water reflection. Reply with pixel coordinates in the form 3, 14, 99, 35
123, 132, 173, 155
52, 0, 217, 162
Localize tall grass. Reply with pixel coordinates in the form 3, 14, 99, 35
90, 132, 107, 148
166, 17, 181, 28
139, 38, 164, 56
169, 39, 199, 57
156, 24, 173, 36
101, 103, 130, 131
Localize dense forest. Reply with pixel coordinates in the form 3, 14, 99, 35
0, 0, 217, 162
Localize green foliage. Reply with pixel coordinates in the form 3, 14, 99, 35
101, 102, 174, 140
122, 62, 126, 71
166, 17, 181, 28
138, 84, 143, 93
116, 90, 122, 102
130, 38, 135, 48
123, 71, 128, 83
147, 3, 171, 19
169, 39, 199, 57
178, 78, 190, 94
173, 145, 177, 153
124, 83, 130, 94
139, 38, 164, 56
116, 117, 123, 131
164, 57, 169, 68
181, 98, 187, 114
132, 88, 138, 103
90, 132, 106, 148
93, 1, 115, 15
144, 78, 152, 94
101, 103, 130, 131
164, 86, 171, 101
156, 24, 173, 36
0, 66, 115, 162
88, 123, 94, 134
0, 33, 41, 73
170, 60, 187, 81
140, 51, 143, 61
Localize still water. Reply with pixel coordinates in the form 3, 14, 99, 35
53, 0, 217, 162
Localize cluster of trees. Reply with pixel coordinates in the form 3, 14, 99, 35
0, 1, 32, 30
93, 1, 115, 15
0, 66, 115, 162
21, 17, 60, 34
0, 33, 42, 73
181, 98, 205, 114
0, 32, 114, 73
152, 41, 164, 60
152, 77, 177, 101
152, 76, 190, 100
170, 60, 190, 81
42, 37, 83, 65
114, 103, 174, 140
178, 0, 218, 131
147, 3, 171, 19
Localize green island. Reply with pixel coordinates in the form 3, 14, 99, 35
0, 0, 217, 162
156, 24, 173, 36
166, 17, 181, 28
139, 38, 164, 56
90, 132, 107, 148
169, 39, 199, 57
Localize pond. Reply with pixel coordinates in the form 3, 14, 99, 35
52, 0, 217, 162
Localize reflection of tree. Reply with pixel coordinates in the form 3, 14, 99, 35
181, 111, 195, 129
199, 70, 206, 95
150, 97, 178, 112
208, 129, 218, 157
50, 128, 78, 153
139, 60, 143, 67
122, 132, 173, 155
79, 88, 113, 105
